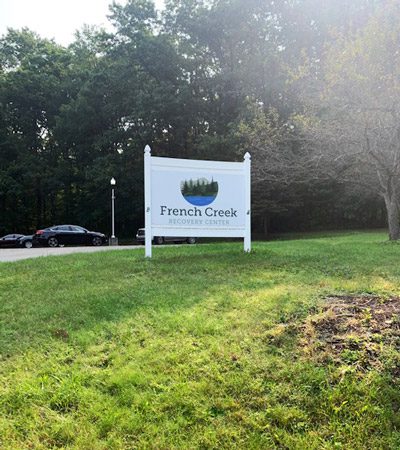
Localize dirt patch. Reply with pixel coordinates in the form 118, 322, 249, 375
52, 328, 69, 341
302, 295, 400, 369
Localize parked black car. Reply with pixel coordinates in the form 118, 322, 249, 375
0, 234, 34, 249
33, 225, 107, 247
136, 228, 196, 245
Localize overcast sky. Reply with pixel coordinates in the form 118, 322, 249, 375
0, 0, 165, 46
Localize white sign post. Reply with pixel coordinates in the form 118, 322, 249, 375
144, 145, 251, 258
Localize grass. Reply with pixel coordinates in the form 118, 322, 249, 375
1, 231, 400, 449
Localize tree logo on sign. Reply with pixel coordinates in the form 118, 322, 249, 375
181, 177, 219, 206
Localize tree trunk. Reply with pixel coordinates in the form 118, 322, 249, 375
263, 212, 269, 237
36, 177, 42, 229
384, 194, 400, 240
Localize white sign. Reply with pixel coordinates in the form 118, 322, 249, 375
144, 146, 251, 257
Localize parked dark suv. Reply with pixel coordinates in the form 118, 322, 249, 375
34, 225, 107, 247
136, 228, 196, 245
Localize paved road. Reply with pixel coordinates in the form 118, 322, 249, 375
0, 245, 143, 263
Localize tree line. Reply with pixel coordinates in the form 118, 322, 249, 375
0, 0, 397, 238
181, 179, 218, 198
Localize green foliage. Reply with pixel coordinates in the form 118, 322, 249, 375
292, 0, 400, 240
0, 1, 389, 236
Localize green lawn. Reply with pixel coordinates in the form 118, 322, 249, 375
1, 232, 400, 449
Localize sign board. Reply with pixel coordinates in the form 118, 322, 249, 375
144, 145, 251, 257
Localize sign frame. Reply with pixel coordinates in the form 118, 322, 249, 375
144, 145, 251, 257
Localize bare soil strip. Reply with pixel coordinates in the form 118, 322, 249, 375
302, 295, 400, 370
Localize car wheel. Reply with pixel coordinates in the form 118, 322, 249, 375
24, 240, 33, 249
47, 237, 59, 247
187, 237, 196, 244
154, 236, 164, 245
92, 236, 103, 246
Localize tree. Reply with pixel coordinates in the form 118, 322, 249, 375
0, 29, 75, 232
236, 104, 319, 234
295, 1, 400, 240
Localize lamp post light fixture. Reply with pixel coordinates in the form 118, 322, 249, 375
109, 177, 118, 246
